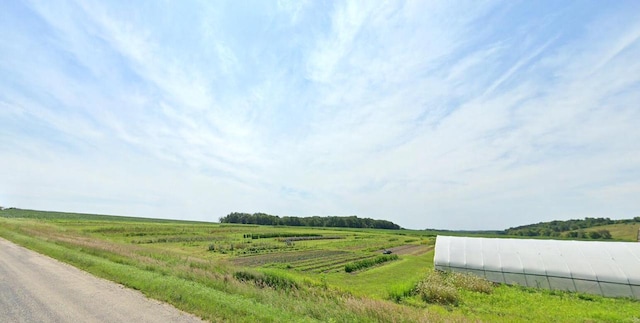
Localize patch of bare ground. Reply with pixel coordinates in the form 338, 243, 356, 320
378, 244, 433, 256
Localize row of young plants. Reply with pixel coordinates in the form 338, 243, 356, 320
243, 232, 322, 239
344, 254, 399, 272
276, 235, 344, 242
208, 241, 295, 254
131, 235, 222, 244
295, 254, 376, 273
232, 250, 348, 267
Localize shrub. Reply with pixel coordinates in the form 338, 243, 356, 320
597, 230, 612, 239
588, 231, 602, 239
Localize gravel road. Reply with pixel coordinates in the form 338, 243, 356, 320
0, 237, 204, 323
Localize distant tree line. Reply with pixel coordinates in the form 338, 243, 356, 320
219, 212, 401, 229
505, 217, 640, 239
564, 230, 612, 240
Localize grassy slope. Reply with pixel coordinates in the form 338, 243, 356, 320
323, 254, 431, 298
1, 208, 639, 322
583, 222, 640, 241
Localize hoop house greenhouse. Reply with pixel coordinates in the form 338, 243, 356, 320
434, 235, 640, 299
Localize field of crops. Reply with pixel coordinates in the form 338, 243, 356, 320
87, 220, 405, 273
236, 250, 380, 273
1, 208, 638, 322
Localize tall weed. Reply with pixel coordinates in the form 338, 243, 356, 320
416, 270, 493, 306
233, 270, 299, 291
446, 271, 493, 294
416, 272, 460, 305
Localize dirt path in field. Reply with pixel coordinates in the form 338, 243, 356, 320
0, 238, 204, 323
379, 244, 433, 256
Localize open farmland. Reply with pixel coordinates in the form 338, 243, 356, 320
1, 208, 639, 322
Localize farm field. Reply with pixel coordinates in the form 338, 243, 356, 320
1, 208, 639, 322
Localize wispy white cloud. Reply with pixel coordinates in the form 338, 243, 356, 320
1, 0, 639, 229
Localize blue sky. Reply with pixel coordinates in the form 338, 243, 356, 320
2, 1, 640, 230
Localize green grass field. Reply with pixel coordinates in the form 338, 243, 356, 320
1, 208, 638, 322
583, 222, 640, 241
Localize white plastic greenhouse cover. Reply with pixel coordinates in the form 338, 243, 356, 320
434, 236, 640, 299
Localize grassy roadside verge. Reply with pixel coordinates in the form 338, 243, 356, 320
0, 227, 297, 322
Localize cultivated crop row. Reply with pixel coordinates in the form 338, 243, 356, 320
232, 250, 346, 266
295, 254, 377, 273
276, 236, 344, 242
344, 254, 399, 272
243, 232, 322, 239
